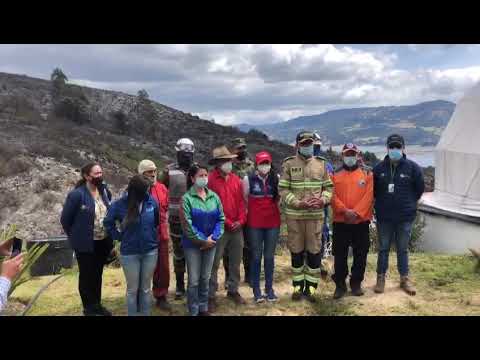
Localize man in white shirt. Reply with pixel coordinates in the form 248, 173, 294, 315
0, 238, 24, 312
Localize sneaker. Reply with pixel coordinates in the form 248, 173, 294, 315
265, 289, 278, 303
175, 291, 185, 300
253, 288, 265, 303
227, 291, 247, 305
156, 296, 172, 311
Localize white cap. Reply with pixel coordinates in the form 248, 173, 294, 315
175, 138, 195, 153
138, 159, 157, 174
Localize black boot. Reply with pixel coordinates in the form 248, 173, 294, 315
175, 273, 185, 300
333, 283, 347, 300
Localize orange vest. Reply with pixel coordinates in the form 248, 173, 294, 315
332, 166, 373, 223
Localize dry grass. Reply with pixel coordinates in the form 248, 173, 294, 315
3, 250, 480, 316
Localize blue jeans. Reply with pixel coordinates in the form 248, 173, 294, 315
120, 250, 158, 316
249, 227, 279, 293
376, 221, 413, 277
185, 246, 216, 316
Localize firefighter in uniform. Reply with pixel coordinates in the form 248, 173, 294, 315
223, 138, 255, 286
279, 131, 334, 302
159, 138, 196, 300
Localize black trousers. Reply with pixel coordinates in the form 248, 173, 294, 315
75, 239, 111, 310
223, 227, 250, 282
332, 222, 370, 288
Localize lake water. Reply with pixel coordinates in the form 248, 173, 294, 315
332, 145, 436, 168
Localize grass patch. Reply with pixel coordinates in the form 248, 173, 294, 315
4, 252, 480, 316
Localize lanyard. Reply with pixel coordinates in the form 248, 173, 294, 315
390, 162, 397, 184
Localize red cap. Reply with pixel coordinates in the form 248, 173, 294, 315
342, 143, 359, 154
255, 151, 272, 165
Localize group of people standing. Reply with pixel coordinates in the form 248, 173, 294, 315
60, 130, 424, 316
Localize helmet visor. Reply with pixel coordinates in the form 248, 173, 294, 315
175, 142, 195, 153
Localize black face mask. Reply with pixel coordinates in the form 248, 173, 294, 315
236, 151, 247, 161
177, 151, 194, 168
91, 177, 103, 187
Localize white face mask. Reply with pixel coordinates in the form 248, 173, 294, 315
257, 164, 271, 175
220, 161, 233, 174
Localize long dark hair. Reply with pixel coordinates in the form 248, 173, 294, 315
187, 164, 209, 189
75, 162, 100, 188
267, 164, 279, 201
121, 175, 150, 230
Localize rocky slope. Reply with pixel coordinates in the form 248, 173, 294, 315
0, 71, 295, 240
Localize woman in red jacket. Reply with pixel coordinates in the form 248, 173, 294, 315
138, 160, 171, 311
242, 151, 281, 303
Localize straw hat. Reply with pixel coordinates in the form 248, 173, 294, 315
208, 145, 238, 165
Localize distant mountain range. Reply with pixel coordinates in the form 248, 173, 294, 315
237, 100, 456, 146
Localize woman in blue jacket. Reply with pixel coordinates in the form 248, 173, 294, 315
104, 175, 160, 316
60, 162, 113, 316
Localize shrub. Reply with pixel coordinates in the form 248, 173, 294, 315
54, 98, 89, 125
34, 177, 60, 194
40, 191, 58, 209
369, 213, 426, 253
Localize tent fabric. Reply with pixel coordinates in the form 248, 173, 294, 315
420, 82, 480, 219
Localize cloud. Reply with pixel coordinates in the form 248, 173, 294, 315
0, 44, 478, 125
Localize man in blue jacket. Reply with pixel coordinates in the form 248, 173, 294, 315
373, 134, 424, 296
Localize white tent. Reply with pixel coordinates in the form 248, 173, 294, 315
419, 82, 480, 253
421, 82, 480, 219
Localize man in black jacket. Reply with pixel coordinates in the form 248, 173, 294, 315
373, 134, 424, 296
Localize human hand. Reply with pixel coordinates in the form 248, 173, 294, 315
200, 237, 216, 250
308, 198, 325, 209
230, 222, 241, 232
1, 253, 24, 280
344, 210, 358, 224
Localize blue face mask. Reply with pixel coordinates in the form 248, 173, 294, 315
195, 177, 208, 188
343, 156, 357, 168
299, 144, 314, 158
388, 149, 403, 162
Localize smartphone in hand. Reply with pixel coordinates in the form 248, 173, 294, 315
11, 238, 23, 258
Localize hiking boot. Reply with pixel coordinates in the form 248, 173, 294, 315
291, 286, 303, 301
400, 276, 416, 296
350, 283, 365, 297
199, 311, 211, 316
374, 274, 386, 294
227, 291, 247, 305
304, 285, 317, 303
208, 298, 217, 313
156, 296, 172, 311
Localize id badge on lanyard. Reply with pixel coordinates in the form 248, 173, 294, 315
389, 163, 396, 194
388, 183, 395, 193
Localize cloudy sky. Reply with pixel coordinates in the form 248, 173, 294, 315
1, 44, 480, 125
